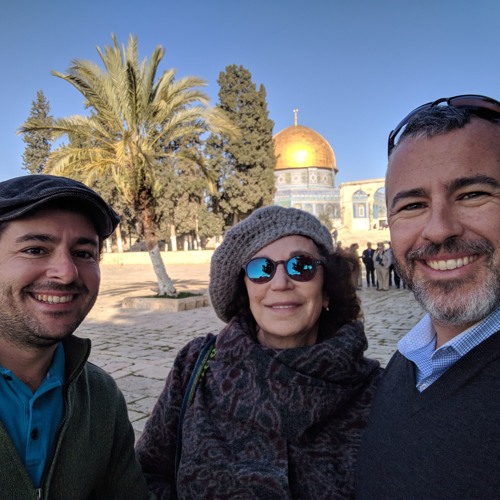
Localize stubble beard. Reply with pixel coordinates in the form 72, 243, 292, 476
0, 310, 88, 351
28, 310, 92, 347
395, 238, 500, 328
0, 283, 95, 350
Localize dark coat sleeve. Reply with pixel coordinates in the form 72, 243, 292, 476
135, 335, 211, 500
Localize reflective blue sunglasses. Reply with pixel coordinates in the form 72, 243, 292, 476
244, 255, 323, 284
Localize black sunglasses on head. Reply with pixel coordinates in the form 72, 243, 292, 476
388, 94, 500, 155
243, 255, 323, 284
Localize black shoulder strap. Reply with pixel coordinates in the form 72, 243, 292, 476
175, 335, 217, 479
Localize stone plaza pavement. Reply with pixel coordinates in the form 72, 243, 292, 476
75, 263, 424, 439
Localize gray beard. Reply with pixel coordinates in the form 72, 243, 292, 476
410, 270, 500, 327
395, 238, 500, 327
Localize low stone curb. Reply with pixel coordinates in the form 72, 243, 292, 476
122, 294, 210, 312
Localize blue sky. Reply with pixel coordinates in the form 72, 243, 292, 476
1, 0, 499, 183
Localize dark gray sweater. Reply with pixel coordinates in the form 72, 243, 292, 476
355, 331, 500, 500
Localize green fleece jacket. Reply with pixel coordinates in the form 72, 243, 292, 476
0, 335, 152, 500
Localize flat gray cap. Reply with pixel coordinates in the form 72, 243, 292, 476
0, 174, 120, 238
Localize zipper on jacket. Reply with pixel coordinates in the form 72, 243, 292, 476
39, 338, 90, 496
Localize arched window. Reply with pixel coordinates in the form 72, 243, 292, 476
352, 190, 368, 218
373, 187, 387, 219
330, 188, 341, 219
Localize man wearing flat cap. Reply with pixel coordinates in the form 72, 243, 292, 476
0, 175, 151, 498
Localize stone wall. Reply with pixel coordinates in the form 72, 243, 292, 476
102, 250, 215, 266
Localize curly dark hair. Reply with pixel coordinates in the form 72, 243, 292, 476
319, 250, 362, 338
225, 247, 362, 340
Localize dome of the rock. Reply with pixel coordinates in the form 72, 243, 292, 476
273, 124, 337, 172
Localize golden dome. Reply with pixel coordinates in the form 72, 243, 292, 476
274, 124, 337, 172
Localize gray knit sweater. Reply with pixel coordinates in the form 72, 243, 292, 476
136, 316, 381, 499
355, 331, 500, 500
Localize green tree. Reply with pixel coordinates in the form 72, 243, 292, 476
317, 209, 334, 232
20, 34, 237, 295
91, 177, 132, 252
205, 65, 276, 227
159, 130, 224, 249
21, 90, 53, 173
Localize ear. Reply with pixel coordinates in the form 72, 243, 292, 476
322, 294, 330, 309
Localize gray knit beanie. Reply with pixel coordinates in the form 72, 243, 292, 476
209, 205, 334, 323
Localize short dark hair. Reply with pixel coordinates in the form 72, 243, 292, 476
390, 106, 500, 157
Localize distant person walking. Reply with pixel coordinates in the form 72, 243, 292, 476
386, 242, 395, 287
361, 242, 376, 287
374, 242, 391, 291
387, 242, 404, 289
332, 228, 338, 246
349, 243, 363, 289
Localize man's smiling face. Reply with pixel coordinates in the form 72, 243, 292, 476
386, 118, 500, 335
0, 207, 100, 349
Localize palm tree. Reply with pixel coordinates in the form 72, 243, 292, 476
20, 34, 238, 295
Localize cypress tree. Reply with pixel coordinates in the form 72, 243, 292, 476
21, 90, 53, 173
206, 65, 276, 227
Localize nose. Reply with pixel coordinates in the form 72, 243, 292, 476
421, 203, 464, 244
269, 262, 294, 290
45, 251, 79, 283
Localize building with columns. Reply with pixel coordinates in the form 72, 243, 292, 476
273, 111, 386, 232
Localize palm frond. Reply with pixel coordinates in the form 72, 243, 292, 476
22, 34, 238, 217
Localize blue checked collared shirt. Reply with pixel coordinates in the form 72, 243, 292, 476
398, 307, 500, 392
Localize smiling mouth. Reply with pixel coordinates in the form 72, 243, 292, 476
34, 294, 75, 304
425, 254, 478, 271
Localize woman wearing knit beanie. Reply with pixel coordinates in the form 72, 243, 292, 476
136, 206, 382, 499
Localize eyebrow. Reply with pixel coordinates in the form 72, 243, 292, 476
15, 233, 98, 247
447, 174, 499, 192
390, 175, 499, 211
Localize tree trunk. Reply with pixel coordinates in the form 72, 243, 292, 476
116, 224, 124, 253
148, 243, 176, 295
194, 216, 200, 250
170, 224, 177, 252
139, 204, 176, 295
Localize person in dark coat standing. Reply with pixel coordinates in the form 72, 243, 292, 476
137, 206, 382, 499
361, 242, 376, 287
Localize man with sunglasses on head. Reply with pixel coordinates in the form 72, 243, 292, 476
356, 95, 500, 499
0, 175, 151, 498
